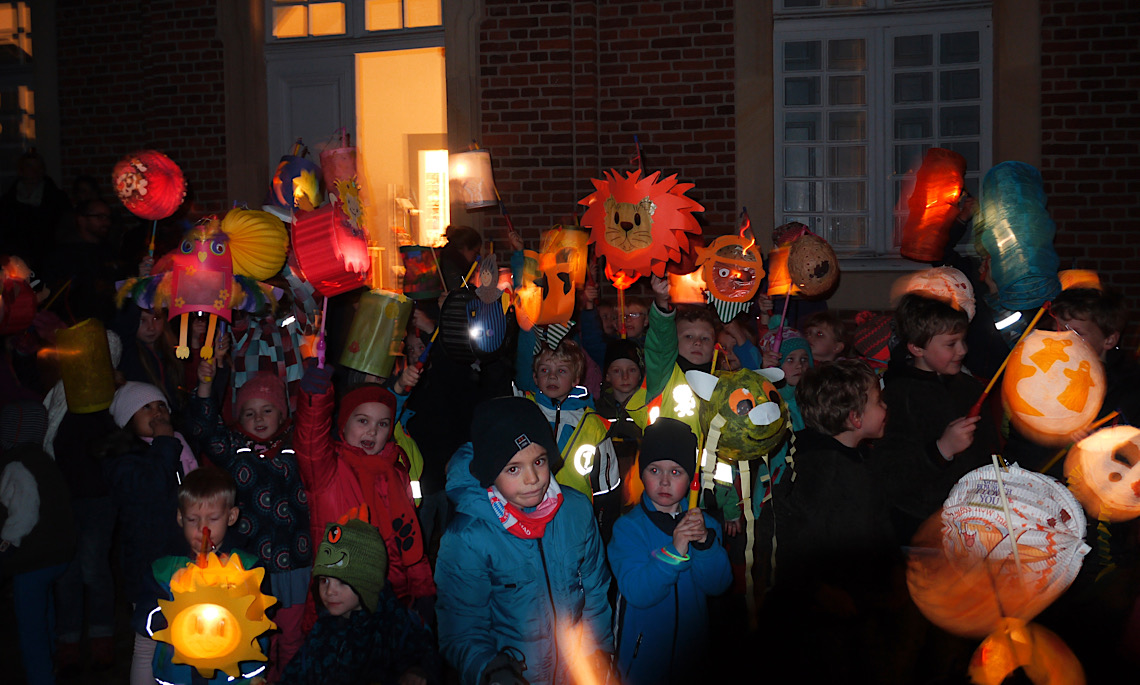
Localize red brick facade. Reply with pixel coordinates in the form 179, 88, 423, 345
1039, 1, 1140, 315
478, 0, 736, 247
56, 0, 228, 215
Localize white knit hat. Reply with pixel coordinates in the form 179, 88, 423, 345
109, 382, 168, 428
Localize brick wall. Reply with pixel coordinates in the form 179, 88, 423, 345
479, 0, 736, 255
56, 0, 228, 217
1040, 1, 1140, 346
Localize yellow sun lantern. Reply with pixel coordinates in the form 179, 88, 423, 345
153, 552, 277, 678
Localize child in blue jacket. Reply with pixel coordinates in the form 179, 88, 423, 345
607, 417, 732, 685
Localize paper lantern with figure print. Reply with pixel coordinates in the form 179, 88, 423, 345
1002, 330, 1106, 447
340, 289, 414, 378
57, 318, 116, 414
514, 249, 575, 330
152, 547, 276, 678
579, 169, 703, 283
1064, 425, 1140, 522
787, 233, 839, 297
292, 200, 370, 297
112, 150, 186, 221
320, 132, 356, 201
900, 148, 968, 263
449, 149, 498, 209
968, 619, 1085, 685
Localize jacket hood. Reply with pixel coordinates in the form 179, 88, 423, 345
445, 443, 501, 525
531, 385, 593, 411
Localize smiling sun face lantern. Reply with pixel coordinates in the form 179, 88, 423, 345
1002, 329, 1105, 447
1065, 425, 1140, 522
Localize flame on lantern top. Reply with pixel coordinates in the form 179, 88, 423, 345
738, 210, 755, 252
605, 263, 640, 290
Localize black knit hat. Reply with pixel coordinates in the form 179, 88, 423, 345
603, 339, 645, 376
638, 417, 698, 478
470, 397, 561, 488
1, 400, 48, 450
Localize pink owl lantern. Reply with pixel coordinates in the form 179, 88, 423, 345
169, 221, 235, 358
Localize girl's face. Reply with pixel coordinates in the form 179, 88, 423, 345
130, 400, 171, 437
343, 402, 392, 455
318, 576, 362, 617
137, 309, 165, 346
606, 359, 643, 399
781, 349, 811, 387
239, 398, 284, 440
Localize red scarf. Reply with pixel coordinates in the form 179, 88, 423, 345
340, 441, 423, 565
488, 480, 564, 539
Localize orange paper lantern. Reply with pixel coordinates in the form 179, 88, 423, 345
539, 225, 590, 289
968, 619, 1085, 685
1064, 425, 1140, 522
112, 150, 186, 221
515, 249, 575, 330
1002, 330, 1106, 447
900, 148, 968, 263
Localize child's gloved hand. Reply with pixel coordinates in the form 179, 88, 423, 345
300, 359, 334, 395
482, 649, 528, 685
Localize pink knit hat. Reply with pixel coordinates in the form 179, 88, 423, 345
235, 371, 289, 420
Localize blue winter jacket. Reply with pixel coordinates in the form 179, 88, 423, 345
608, 495, 733, 685
436, 444, 614, 684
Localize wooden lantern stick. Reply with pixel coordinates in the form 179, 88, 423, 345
966, 304, 1049, 418
1037, 410, 1119, 474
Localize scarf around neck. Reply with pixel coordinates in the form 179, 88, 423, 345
340, 441, 423, 569
487, 479, 564, 539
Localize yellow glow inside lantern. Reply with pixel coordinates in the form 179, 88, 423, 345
170, 603, 241, 660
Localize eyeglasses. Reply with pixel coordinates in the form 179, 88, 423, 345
624, 312, 645, 320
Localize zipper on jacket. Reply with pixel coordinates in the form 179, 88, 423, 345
537, 538, 560, 677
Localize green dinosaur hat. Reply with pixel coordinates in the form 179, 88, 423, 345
312, 506, 388, 613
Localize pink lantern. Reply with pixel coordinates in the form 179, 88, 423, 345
291, 202, 370, 297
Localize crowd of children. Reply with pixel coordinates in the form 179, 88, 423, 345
2, 211, 1139, 685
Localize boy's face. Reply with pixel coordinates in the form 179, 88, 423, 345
494, 444, 551, 509
606, 358, 643, 398
806, 325, 844, 363
239, 398, 284, 441
318, 576, 362, 617
130, 400, 171, 438
909, 331, 966, 375
623, 304, 649, 338
642, 459, 690, 513
534, 357, 578, 402
677, 319, 716, 366
1056, 315, 1116, 360
177, 498, 239, 556
853, 381, 888, 440
343, 401, 392, 455
781, 348, 811, 387
598, 306, 618, 336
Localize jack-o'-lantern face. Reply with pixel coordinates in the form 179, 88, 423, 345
695, 235, 764, 303
1002, 330, 1106, 447
1065, 425, 1140, 522
602, 195, 655, 253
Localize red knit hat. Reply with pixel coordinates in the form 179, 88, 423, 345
853, 311, 893, 368
235, 371, 289, 421
338, 384, 397, 441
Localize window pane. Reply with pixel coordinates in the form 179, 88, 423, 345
785, 41, 821, 71
826, 215, 867, 248
785, 147, 821, 177
367, 0, 402, 30
0, 3, 32, 65
829, 75, 865, 105
785, 113, 821, 141
828, 39, 865, 71
829, 146, 866, 177
941, 32, 979, 64
783, 215, 824, 235
406, 0, 442, 27
828, 181, 866, 211
783, 0, 820, 8
894, 35, 931, 67
273, 6, 307, 38
829, 0, 867, 6
784, 181, 822, 212
940, 105, 980, 136
310, 3, 345, 36
894, 108, 932, 139
785, 77, 820, 106
940, 69, 979, 100
828, 111, 866, 142
894, 72, 931, 103
894, 143, 929, 175
944, 141, 979, 171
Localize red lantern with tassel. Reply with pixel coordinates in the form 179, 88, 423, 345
112, 150, 186, 221
900, 148, 968, 263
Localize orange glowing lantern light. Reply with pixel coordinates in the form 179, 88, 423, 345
1058, 269, 1101, 292
291, 198, 371, 297
515, 249, 575, 330
668, 270, 707, 304
0, 256, 37, 335
968, 619, 1085, 685
539, 224, 590, 289
112, 150, 186, 221
900, 148, 968, 263
449, 148, 499, 209
1064, 425, 1140, 522
152, 546, 276, 678
1002, 330, 1106, 447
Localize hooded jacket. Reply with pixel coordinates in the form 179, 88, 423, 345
435, 444, 613, 684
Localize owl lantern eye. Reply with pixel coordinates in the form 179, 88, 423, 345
728, 387, 754, 416
210, 240, 226, 256
180, 240, 193, 254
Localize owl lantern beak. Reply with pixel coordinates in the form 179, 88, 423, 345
198, 251, 207, 263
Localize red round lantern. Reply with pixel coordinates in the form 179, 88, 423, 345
112, 150, 186, 221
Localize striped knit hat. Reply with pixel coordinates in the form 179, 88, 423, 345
1, 400, 48, 450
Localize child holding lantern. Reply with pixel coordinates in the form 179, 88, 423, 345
189, 354, 312, 680
607, 417, 732, 685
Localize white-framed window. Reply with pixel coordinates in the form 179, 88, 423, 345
269, 0, 441, 41
774, 2, 992, 267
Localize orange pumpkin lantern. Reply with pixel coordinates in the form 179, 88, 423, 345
1002, 330, 1106, 447
900, 148, 968, 263
515, 249, 575, 330
113, 150, 187, 221
539, 225, 590, 289
968, 619, 1085, 685
1064, 425, 1140, 522
695, 234, 764, 304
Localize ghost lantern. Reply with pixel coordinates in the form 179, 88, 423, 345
1002, 330, 1106, 447
112, 150, 186, 221
900, 148, 968, 263
1065, 425, 1140, 522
